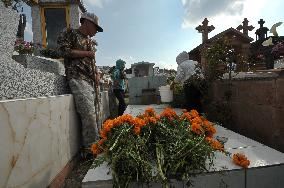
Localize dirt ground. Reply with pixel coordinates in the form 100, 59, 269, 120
61, 157, 94, 188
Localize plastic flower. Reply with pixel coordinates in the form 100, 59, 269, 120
233, 153, 250, 168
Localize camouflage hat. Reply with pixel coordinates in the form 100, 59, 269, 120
81, 12, 103, 32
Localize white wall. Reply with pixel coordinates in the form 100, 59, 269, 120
0, 95, 81, 188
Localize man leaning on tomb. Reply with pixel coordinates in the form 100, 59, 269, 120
57, 12, 103, 155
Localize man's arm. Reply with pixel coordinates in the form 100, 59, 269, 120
69, 49, 95, 58
57, 29, 94, 59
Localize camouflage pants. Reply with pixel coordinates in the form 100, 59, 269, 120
69, 78, 99, 147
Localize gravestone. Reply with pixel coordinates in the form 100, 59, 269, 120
255, 19, 269, 41
0, 2, 68, 100
237, 18, 254, 36
196, 18, 215, 43
131, 61, 155, 77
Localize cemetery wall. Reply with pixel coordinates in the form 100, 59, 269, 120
211, 70, 284, 152
0, 95, 81, 188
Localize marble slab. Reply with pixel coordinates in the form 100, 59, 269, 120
82, 105, 284, 188
0, 95, 81, 188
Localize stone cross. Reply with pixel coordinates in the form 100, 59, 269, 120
255, 19, 269, 40
196, 18, 215, 43
258, 19, 265, 27
237, 18, 254, 36
16, 13, 26, 40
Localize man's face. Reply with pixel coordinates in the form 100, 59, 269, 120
86, 20, 98, 37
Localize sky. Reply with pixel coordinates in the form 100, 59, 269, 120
23, 0, 284, 70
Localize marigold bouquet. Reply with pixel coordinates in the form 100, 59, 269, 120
91, 107, 247, 187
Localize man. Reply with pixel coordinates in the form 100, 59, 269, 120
111, 59, 127, 116
57, 12, 103, 151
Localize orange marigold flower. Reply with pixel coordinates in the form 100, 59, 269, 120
191, 122, 204, 135
145, 107, 156, 117
208, 126, 216, 136
132, 117, 146, 127
210, 139, 224, 152
144, 116, 157, 124
233, 153, 250, 168
91, 143, 101, 155
191, 116, 203, 124
189, 109, 199, 117
98, 139, 106, 146
120, 114, 134, 123
205, 137, 212, 142
180, 112, 192, 121
160, 107, 177, 119
100, 130, 108, 139
133, 126, 141, 135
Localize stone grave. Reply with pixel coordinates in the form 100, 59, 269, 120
82, 105, 284, 188
0, 2, 68, 100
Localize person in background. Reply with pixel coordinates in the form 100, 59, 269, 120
112, 59, 127, 116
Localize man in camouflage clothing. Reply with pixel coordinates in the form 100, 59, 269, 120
57, 12, 103, 150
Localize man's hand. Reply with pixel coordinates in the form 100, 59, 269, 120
86, 51, 95, 58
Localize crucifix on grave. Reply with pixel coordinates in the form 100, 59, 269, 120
255, 19, 269, 41
237, 18, 254, 36
196, 18, 215, 43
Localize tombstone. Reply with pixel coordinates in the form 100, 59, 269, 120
237, 18, 254, 36
131, 61, 155, 77
31, 0, 86, 49
0, 1, 67, 100
129, 62, 164, 104
196, 18, 215, 43
255, 19, 269, 41
16, 13, 26, 40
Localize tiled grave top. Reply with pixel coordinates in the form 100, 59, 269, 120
82, 105, 284, 188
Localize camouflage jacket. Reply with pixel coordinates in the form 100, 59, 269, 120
57, 28, 97, 83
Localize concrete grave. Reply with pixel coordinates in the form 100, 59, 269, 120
82, 105, 284, 188
0, 2, 68, 100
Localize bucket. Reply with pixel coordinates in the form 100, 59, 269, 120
159, 85, 173, 103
